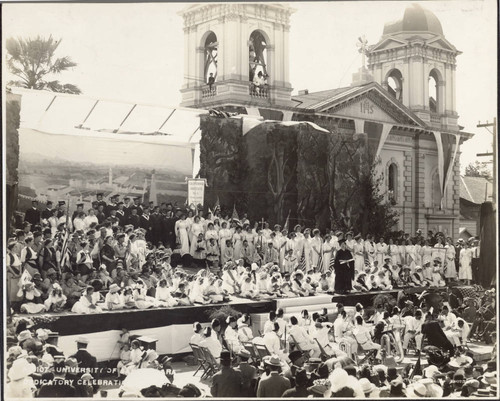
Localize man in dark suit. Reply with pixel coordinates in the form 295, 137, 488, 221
128, 207, 141, 229
41, 200, 55, 221
25, 200, 41, 226
115, 202, 127, 227
123, 197, 132, 217
70, 337, 97, 376
133, 197, 143, 216
96, 193, 107, 209
150, 206, 163, 246
72, 203, 85, 223
210, 351, 243, 397
162, 210, 177, 249
256, 355, 291, 397
140, 207, 153, 242
56, 201, 66, 219
105, 195, 118, 218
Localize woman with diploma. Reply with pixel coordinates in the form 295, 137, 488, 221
333, 239, 355, 294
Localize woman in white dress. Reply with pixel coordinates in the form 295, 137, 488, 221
388, 238, 399, 265
398, 239, 407, 266
422, 240, 434, 266
353, 234, 365, 274
189, 216, 205, 255
459, 244, 472, 284
185, 210, 195, 233
71, 286, 103, 314
376, 238, 388, 267
322, 235, 334, 273
444, 238, 457, 282
243, 226, 257, 258
218, 222, 232, 258
175, 214, 190, 257
232, 226, 244, 260
310, 229, 322, 270
405, 239, 416, 270
364, 235, 376, 266
432, 236, 446, 262
278, 229, 288, 271
414, 239, 423, 268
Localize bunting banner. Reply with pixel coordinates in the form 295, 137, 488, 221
433, 131, 460, 208
374, 122, 394, 160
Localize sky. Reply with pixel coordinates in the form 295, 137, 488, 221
2, 1, 497, 171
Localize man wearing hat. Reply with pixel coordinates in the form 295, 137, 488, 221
41, 200, 55, 222
283, 350, 306, 387
235, 349, 258, 396
24, 200, 41, 227
256, 355, 291, 397
210, 350, 244, 397
333, 239, 354, 294
282, 368, 311, 398
70, 336, 97, 376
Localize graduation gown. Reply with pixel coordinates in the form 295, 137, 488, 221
333, 249, 354, 293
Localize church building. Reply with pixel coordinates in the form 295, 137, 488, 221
179, 3, 473, 238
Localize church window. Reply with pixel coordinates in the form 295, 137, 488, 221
386, 69, 403, 101
388, 163, 397, 204
204, 32, 218, 86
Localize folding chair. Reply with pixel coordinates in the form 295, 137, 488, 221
189, 343, 208, 378
242, 341, 260, 364
254, 343, 271, 360
200, 346, 220, 378
289, 334, 310, 362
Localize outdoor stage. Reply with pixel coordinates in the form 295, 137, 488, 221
20, 288, 414, 360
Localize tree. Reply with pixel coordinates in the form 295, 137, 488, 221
355, 164, 399, 238
464, 161, 492, 180
6, 35, 82, 94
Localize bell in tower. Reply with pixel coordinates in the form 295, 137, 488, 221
179, 4, 295, 110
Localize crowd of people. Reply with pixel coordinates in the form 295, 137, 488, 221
5, 288, 497, 398
6, 196, 481, 316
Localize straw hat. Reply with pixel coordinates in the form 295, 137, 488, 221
359, 378, 376, 394
17, 330, 32, 343
108, 283, 120, 294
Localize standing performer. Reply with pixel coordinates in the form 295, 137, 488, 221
353, 234, 365, 274
333, 239, 354, 294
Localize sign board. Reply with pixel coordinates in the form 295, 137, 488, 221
187, 178, 207, 207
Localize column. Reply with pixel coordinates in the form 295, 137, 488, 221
403, 151, 413, 233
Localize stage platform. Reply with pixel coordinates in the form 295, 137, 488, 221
16, 288, 430, 360
21, 297, 275, 361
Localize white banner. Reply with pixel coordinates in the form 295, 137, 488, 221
187, 178, 207, 207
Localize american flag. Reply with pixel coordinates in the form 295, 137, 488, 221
283, 210, 290, 233
299, 248, 306, 271
213, 196, 220, 213
58, 197, 71, 273
329, 250, 336, 272
231, 204, 239, 220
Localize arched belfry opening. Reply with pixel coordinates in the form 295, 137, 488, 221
428, 69, 440, 113
204, 32, 218, 85
179, 4, 293, 108
386, 69, 403, 101
249, 30, 268, 82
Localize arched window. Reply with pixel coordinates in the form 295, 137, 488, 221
249, 30, 268, 83
204, 32, 218, 85
388, 163, 397, 203
386, 69, 403, 101
428, 69, 439, 113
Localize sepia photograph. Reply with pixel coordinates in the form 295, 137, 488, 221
2, 0, 498, 399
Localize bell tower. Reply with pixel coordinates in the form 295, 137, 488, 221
179, 3, 295, 109
366, 4, 462, 130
